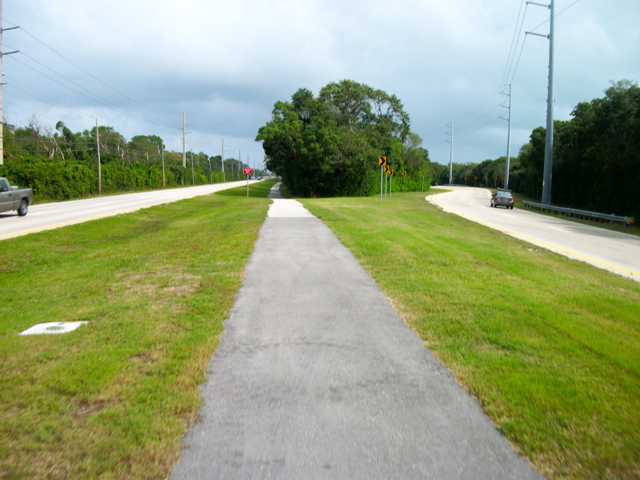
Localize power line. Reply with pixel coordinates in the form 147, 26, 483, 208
13, 24, 178, 124
454, 93, 502, 125
456, 104, 503, 132
5, 54, 175, 129
503, 4, 529, 89
500, 0, 528, 90
507, 34, 528, 86
456, 115, 503, 140
528, 0, 583, 34
4, 76, 103, 123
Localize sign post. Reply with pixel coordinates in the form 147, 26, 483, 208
378, 156, 387, 204
243, 167, 253, 197
384, 164, 390, 198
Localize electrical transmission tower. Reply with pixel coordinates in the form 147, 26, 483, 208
527, 0, 555, 204
446, 121, 454, 185
500, 84, 513, 189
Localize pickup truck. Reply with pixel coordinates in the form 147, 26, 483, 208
0, 177, 34, 216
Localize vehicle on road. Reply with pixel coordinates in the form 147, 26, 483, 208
0, 178, 34, 216
491, 190, 514, 209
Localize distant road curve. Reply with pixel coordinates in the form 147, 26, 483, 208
0, 180, 258, 241
428, 186, 640, 283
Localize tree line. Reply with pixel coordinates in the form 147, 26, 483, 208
0, 118, 264, 203
256, 80, 431, 197
432, 80, 639, 217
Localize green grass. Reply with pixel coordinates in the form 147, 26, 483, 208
217, 178, 277, 198
0, 180, 276, 479
300, 191, 640, 480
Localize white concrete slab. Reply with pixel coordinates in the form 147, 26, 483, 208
19, 322, 88, 335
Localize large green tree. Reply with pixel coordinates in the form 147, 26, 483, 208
516, 80, 639, 216
256, 80, 427, 197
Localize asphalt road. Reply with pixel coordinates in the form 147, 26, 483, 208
0, 180, 257, 241
170, 184, 546, 480
429, 186, 640, 283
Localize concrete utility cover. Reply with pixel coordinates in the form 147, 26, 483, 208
19, 322, 88, 335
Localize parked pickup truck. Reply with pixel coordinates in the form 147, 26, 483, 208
0, 178, 33, 216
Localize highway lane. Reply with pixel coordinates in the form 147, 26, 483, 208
428, 186, 640, 283
0, 180, 259, 241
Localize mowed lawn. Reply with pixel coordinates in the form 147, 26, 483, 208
0, 180, 276, 480
300, 191, 640, 480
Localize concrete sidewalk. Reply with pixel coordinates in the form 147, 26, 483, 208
170, 184, 546, 479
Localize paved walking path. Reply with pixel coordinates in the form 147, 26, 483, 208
170, 184, 546, 479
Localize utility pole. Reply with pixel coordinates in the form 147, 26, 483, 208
182, 112, 186, 168
0, 2, 19, 166
384, 167, 387, 199
221, 138, 225, 182
161, 142, 165, 187
96, 119, 101, 195
527, 0, 555, 204
447, 121, 454, 185
190, 151, 194, 185
501, 84, 513, 189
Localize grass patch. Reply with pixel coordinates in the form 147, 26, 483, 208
0, 182, 274, 479
300, 192, 640, 480
217, 178, 277, 198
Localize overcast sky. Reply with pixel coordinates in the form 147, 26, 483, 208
3, 0, 639, 169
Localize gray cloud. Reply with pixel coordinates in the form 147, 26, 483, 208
4, 0, 639, 170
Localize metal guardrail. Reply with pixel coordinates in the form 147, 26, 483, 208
523, 201, 636, 226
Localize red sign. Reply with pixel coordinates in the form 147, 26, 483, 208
243, 168, 253, 175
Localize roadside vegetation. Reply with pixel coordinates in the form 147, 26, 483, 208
300, 191, 640, 480
431, 79, 640, 218
256, 79, 431, 197
0, 120, 268, 203
0, 179, 276, 479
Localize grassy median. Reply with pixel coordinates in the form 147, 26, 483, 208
300, 191, 640, 480
0, 180, 275, 479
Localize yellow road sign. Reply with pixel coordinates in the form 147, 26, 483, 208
384, 165, 390, 174
379, 156, 387, 167
402, 171, 407, 177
